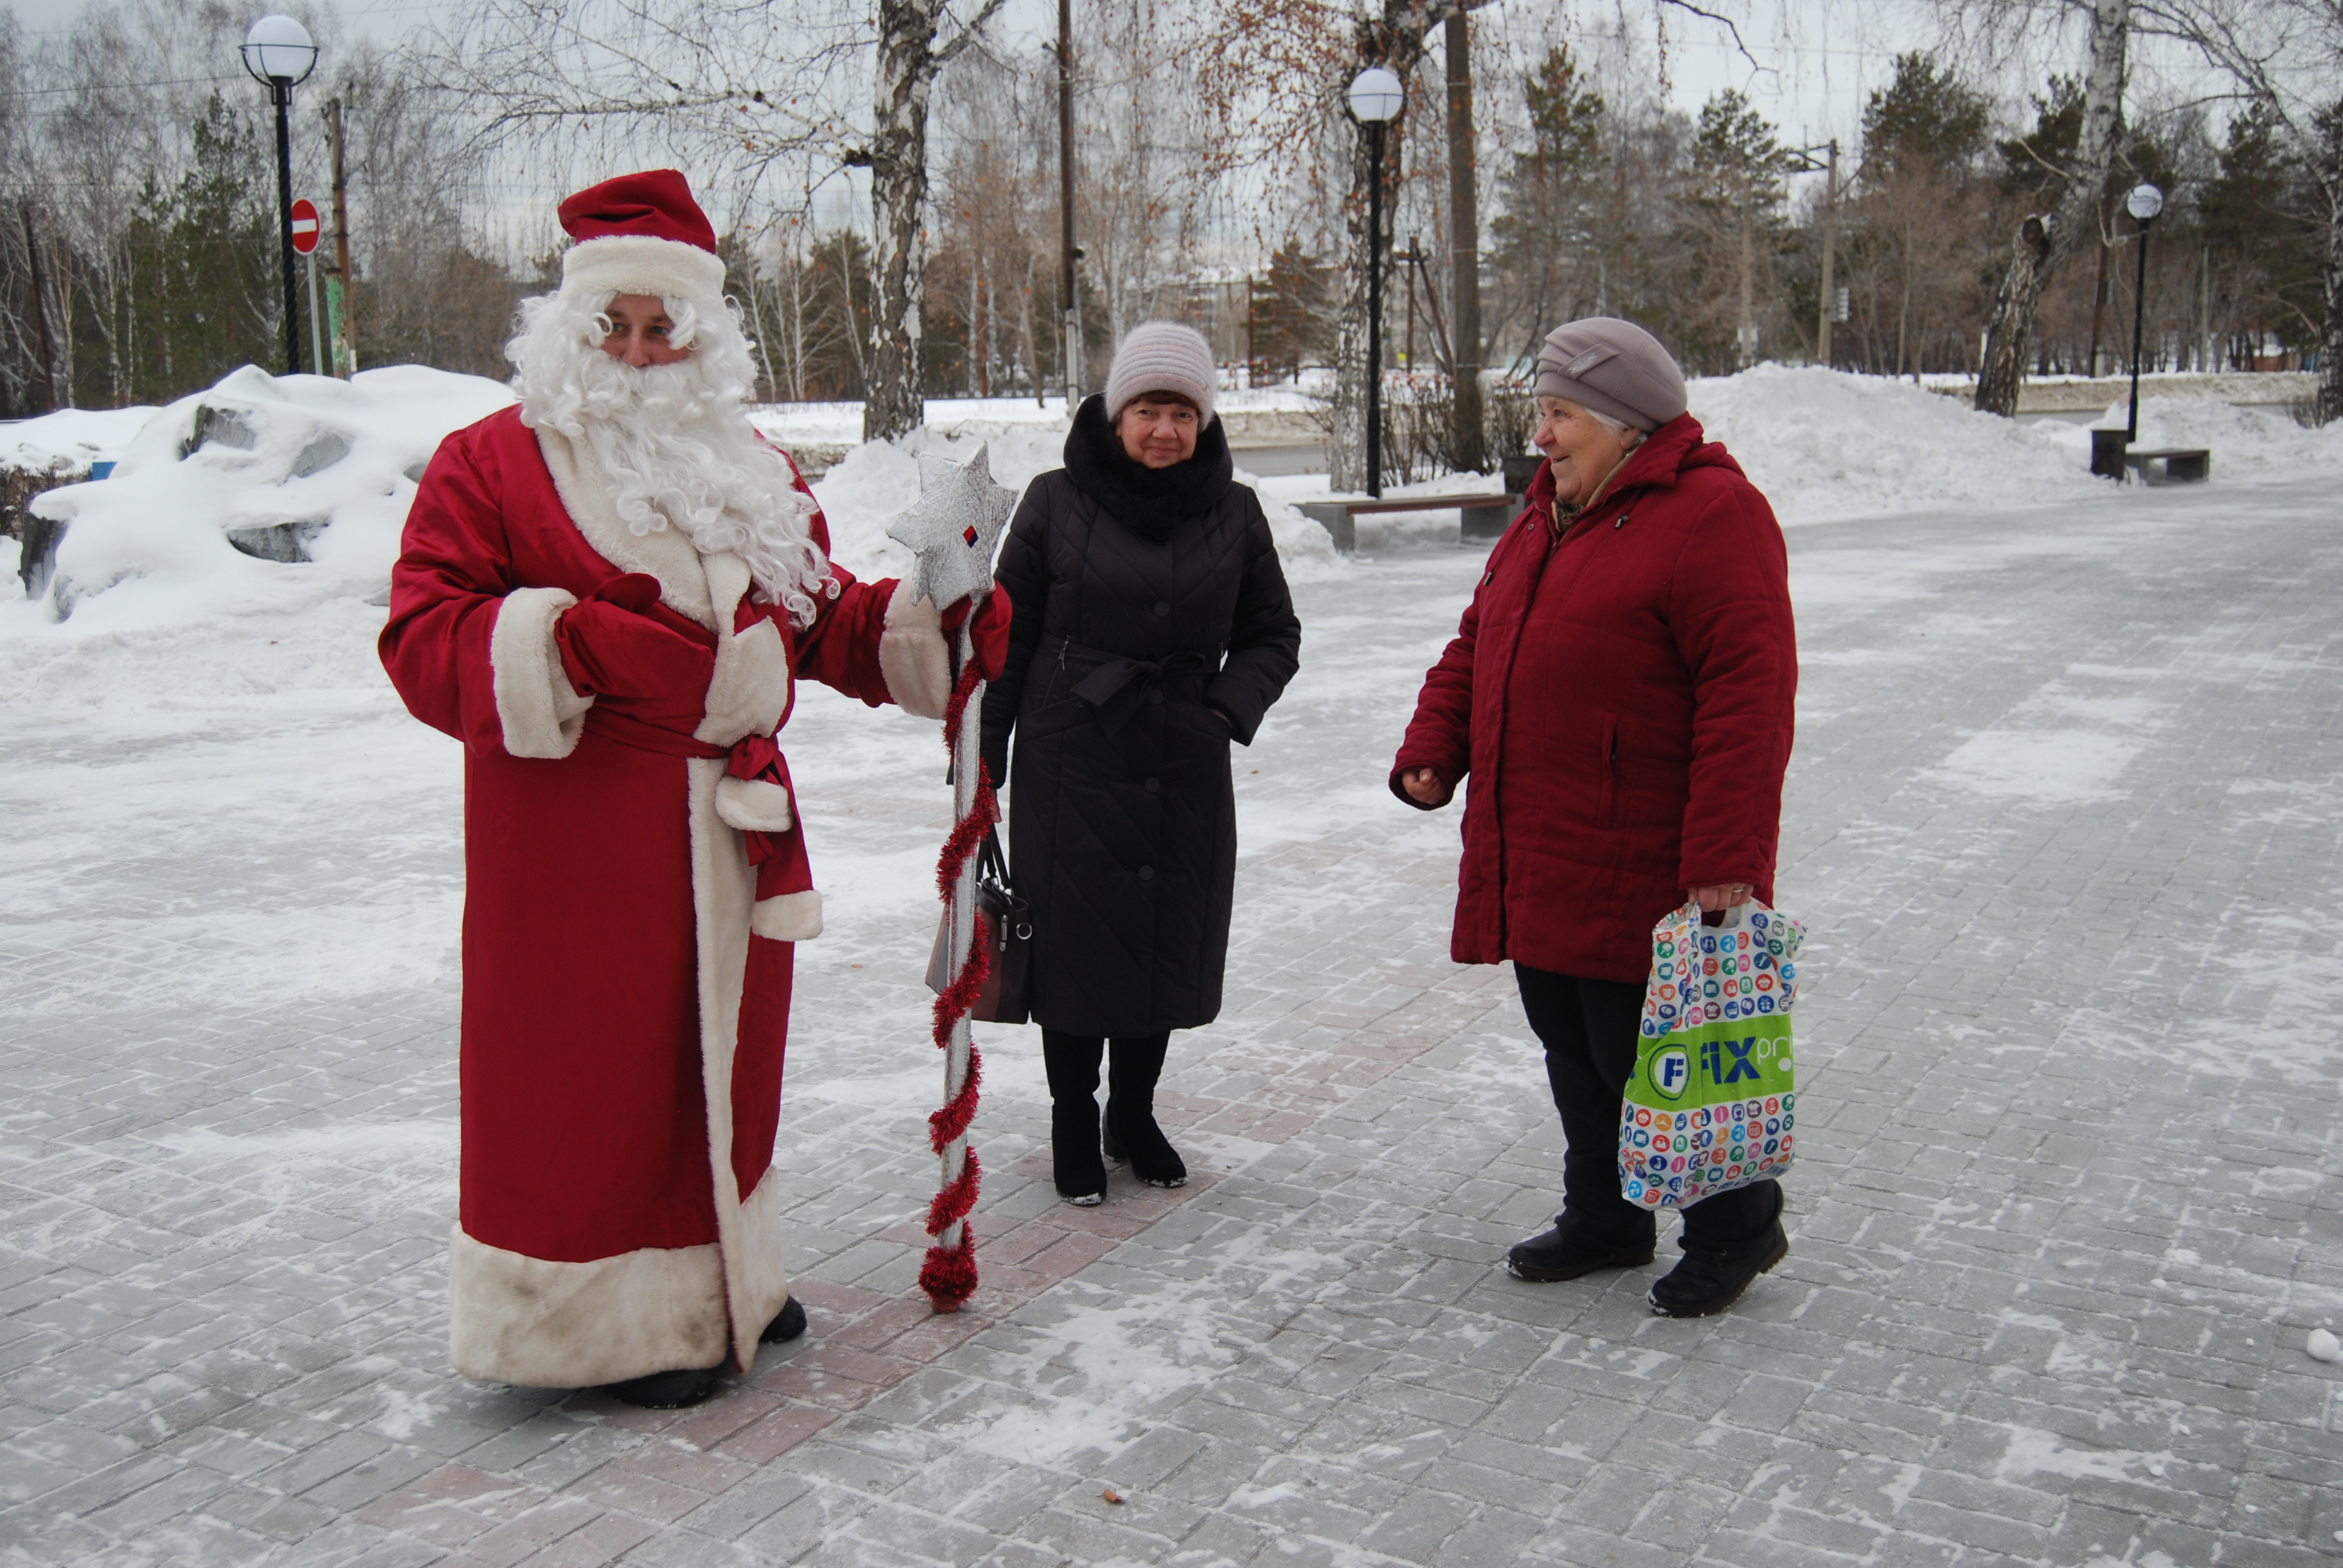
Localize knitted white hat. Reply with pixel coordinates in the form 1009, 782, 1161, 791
1104, 322, 1217, 425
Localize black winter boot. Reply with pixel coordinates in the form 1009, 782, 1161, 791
1506, 1212, 1656, 1282
761, 1295, 807, 1344
604, 1365, 723, 1408
1042, 1032, 1109, 1205
1052, 1097, 1107, 1204
1647, 1220, 1789, 1317
1103, 1033, 1185, 1187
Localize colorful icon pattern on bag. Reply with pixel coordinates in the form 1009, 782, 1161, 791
1621, 902, 1804, 1212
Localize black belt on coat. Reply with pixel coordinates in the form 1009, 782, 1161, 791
1049, 635, 1215, 737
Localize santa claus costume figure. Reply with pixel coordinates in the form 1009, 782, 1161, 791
381, 170, 1001, 1409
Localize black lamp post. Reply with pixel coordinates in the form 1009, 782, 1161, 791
1348, 66, 1402, 498
241, 15, 318, 377
2123, 181, 2163, 441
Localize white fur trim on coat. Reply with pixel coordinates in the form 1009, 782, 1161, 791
879, 578, 952, 720
561, 234, 727, 309
715, 776, 794, 832
448, 1225, 727, 1387
536, 426, 715, 629
490, 587, 593, 759
684, 756, 799, 1369
750, 889, 824, 942
694, 552, 790, 748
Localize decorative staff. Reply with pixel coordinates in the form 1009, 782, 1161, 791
888, 445, 1018, 1313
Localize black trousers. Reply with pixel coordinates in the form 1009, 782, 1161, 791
1040, 1030, 1172, 1111
1515, 964, 1781, 1250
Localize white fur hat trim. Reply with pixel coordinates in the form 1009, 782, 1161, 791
562, 234, 726, 306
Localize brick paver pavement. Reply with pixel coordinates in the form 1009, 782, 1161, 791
4, 472, 2339, 1566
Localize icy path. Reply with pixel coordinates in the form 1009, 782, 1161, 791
2, 474, 2341, 1566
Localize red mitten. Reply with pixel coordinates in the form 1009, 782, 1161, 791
558, 575, 715, 701
939, 586, 1013, 683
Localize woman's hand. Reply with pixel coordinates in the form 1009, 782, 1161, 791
1688, 883, 1753, 913
1401, 767, 1450, 807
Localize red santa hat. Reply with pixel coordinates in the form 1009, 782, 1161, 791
556, 169, 727, 309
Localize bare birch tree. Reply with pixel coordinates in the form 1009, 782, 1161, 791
1967, 0, 2131, 416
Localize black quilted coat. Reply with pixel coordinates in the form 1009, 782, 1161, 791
981, 397, 1302, 1036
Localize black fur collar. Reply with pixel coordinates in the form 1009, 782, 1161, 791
1061, 394, 1234, 541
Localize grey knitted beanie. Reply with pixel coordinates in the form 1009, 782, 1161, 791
1533, 318, 1687, 431
1104, 321, 1217, 425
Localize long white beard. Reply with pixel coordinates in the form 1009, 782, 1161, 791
508, 292, 833, 627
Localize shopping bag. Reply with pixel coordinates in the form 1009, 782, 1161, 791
1618, 898, 1803, 1212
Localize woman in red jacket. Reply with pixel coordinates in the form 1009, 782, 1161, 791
1391, 318, 1798, 1318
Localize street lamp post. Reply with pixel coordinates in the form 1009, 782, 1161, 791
241, 15, 318, 378
2123, 182, 2163, 442
1348, 67, 1403, 498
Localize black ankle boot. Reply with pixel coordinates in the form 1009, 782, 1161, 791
1052, 1096, 1107, 1205
604, 1365, 723, 1408
1506, 1214, 1656, 1282
1103, 1100, 1187, 1187
761, 1295, 807, 1344
1648, 1220, 1789, 1317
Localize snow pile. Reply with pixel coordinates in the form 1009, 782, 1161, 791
809, 422, 1343, 586
1, 405, 159, 472
1686, 364, 2105, 524
20, 365, 515, 628
2028, 394, 2343, 477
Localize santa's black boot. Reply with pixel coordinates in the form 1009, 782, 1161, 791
604, 1365, 723, 1409
1041, 1031, 1107, 1205
761, 1296, 807, 1344
1103, 1033, 1186, 1188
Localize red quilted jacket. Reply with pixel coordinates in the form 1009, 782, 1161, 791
1391, 413, 1797, 982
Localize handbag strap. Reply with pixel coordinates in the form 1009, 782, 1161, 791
978, 825, 1011, 890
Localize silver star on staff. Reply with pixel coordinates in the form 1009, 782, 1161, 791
886, 444, 1017, 608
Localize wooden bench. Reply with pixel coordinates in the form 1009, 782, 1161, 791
2123, 447, 2210, 483
2089, 429, 2211, 483
1295, 491, 1520, 553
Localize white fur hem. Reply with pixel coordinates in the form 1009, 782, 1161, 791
447, 1226, 727, 1388
879, 579, 952, 720
715, 776, 795, 832
751, 890, 823, 942
489, 587, 592, 759
561, 235, 726, 307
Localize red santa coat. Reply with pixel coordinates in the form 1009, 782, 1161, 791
1390, 414, 1798, 982
380, 405, 951, 1386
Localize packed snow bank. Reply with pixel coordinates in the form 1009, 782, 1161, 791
1686, 365, 2343, 524
2031, 394, 2343, 478
1, 405, 159, 472
1687, 365, 2104, 524
808, 423, 1345, 585
21, 365, 514, 628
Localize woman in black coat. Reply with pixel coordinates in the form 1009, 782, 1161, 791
981, 322, 1302, 1204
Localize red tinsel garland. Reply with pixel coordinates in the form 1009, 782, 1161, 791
918, 656, 995, 1313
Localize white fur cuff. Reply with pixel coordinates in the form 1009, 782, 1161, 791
879, 579, 952, 720
715, 776, 795, 832
751, 890, 823, 942
561, 235, 726, 308
695, 615, 790, 748
490, 587, 593, 759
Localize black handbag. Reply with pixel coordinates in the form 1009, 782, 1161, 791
926, 828, 1032, 1024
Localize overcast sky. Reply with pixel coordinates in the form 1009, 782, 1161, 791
2, 0, 2234, 235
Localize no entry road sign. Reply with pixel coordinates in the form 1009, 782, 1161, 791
289, 198, 321, 255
